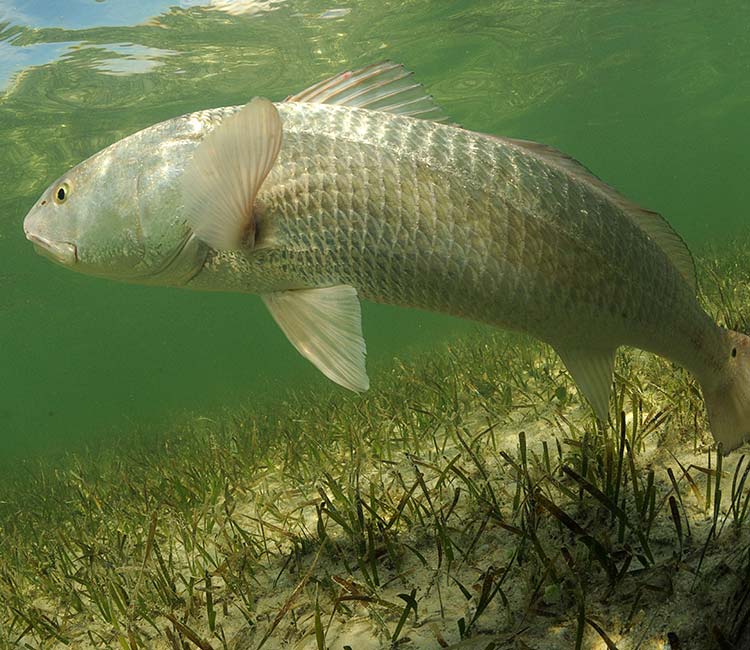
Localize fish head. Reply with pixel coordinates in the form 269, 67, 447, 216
703, 329, 750, 453
23, 122, 208, 286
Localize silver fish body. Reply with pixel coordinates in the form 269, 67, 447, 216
22, 64, 750, 452
189, 102, 719, 379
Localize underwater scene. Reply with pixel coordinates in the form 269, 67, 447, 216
2, 1, 750, 648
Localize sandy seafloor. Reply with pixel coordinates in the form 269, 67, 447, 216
28, 349, 746, 650
220, 422, 749, 650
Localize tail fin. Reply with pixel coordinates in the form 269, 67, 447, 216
702, 330, 750, 453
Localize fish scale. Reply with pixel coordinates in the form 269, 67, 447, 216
189, 101, 701, 358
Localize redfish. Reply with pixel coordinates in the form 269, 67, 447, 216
23, 62, 750, 452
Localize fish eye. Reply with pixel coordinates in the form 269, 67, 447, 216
732, 347, 738, 358
54, 181, 71, 204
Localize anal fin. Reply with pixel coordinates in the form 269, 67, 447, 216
555, 345, 617, 420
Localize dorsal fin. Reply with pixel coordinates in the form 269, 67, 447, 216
284, 61, 449, 122
504, 137, 697, 291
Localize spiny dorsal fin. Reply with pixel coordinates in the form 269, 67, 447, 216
555, 345, 616, 421
262, 285, 369, 393
504, 137, 697, 292
285, 61, 449, 123
182, 97, 282, 250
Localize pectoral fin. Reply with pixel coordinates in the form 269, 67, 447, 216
555, 346, 616, 420
262, 285, 369, 392
182, 97, 282, 250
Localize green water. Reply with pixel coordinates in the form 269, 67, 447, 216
1, 0, 748, 461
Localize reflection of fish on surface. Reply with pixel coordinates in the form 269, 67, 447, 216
22, 62, 750, 452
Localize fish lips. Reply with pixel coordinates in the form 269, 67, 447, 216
25, 232, 78, 266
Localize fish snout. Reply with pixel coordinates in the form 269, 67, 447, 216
24, 228, 78, 266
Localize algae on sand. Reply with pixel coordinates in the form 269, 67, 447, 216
2, 246, 750, 650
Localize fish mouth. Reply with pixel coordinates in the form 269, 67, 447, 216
25, 232, 78, 266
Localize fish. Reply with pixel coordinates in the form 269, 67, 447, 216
22, 61, 750, 452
